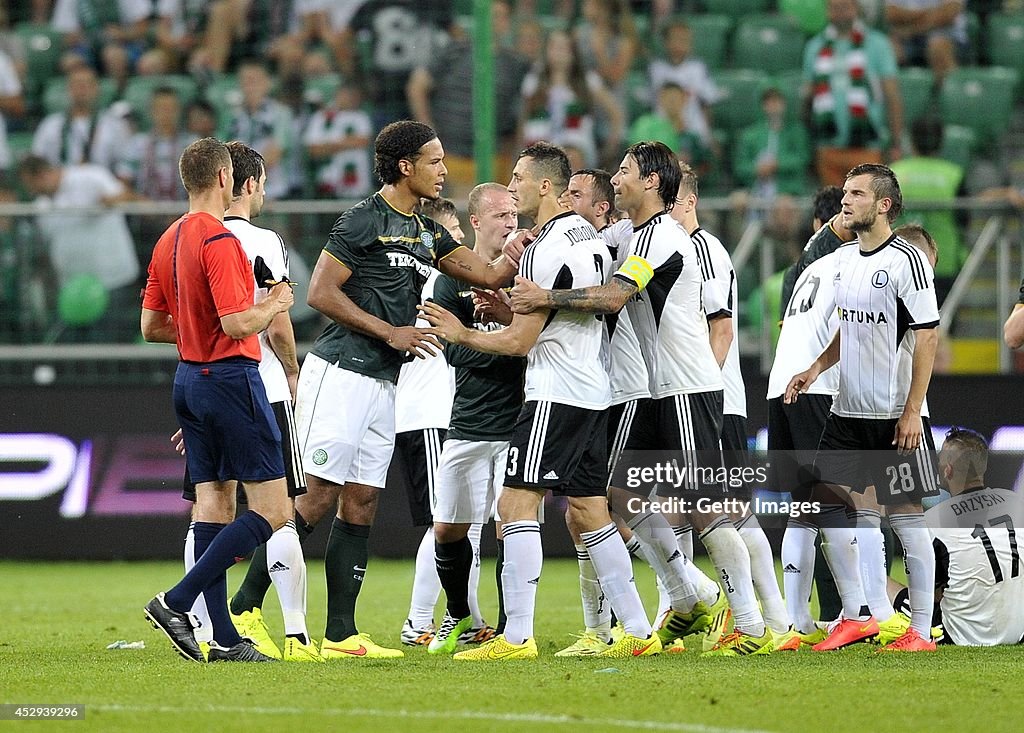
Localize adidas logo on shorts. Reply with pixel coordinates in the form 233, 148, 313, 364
543, 470, 559, 480
783, 563, 800, 574
269, 561, 290, 573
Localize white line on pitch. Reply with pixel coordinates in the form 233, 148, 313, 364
93, 703, 778, 733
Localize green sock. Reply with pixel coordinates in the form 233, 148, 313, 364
324, 518, 370, 642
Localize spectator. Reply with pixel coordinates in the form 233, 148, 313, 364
573, 0, 638, 112
0, 45, 24, 177
886, 0, 966, 84
51, 0, 151, 89
648, 18, 721, 146
31, 65, 130, 170
117, 87, 192, 201
348, 1, 457, 130
513, 17, 546, 68
18, 154, 140, 342
520, 29, 624, 169
406, 0, 529, 201
627, 82, 711, 177
222, 59, 295, 200
304, 83, 373, 199
196, 0, 327, 78
732, 85, 811, 218
144, 0, 217, 74
184, 98, 218, 140
802, 0, 904, 186
889, 114, 964, 300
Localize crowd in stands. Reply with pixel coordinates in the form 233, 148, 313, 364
0, 0, 1021, 343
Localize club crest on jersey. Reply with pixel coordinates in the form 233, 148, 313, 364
871, 270, 889, 288
420, 231, 434, 249
837, 307, 888, 324
386, 251, 432, 277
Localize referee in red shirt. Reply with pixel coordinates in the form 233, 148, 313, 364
140, 137, 294, 662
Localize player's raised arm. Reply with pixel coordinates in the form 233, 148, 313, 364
437, 229, 528, 290
307, 250, 441, 359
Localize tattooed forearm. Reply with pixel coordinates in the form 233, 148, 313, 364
546, 278, 637, 314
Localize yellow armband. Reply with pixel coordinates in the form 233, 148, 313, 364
616, 255, 654, 290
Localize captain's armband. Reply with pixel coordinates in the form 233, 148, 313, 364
616, 255, 654, 290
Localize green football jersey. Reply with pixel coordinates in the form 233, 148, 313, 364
431, 273, 525, 442
310, 193, 463, 383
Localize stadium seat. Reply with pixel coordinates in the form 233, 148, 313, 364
686, 14, 733, 70
202, 73, 242, 130
939, 66, 1018, 147
702, 0, 773, 20
986, 13, 1024, 82
898, 67, 935, 125
6, 130, 34, 164
625, 68, 652, 124
42, 76, 119, 115
304, 73, 344, 107
123, 75, 198, 129
731, 15, 806, 73
14, 23, 61, 112
940, 124, 974, 169
711, 68, 769, 134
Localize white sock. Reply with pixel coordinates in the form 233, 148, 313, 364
820, 525, 870, 621
700, 518, 765, 637
582, 523, 651, 638
501, 521, 542, 645
628, 512, 698, 614
738, 515, 792, 634
575, 543, 611, 640
852, 510, 896, 621
889, 513, 935, 637
267, 521, 309, 641
467, 523, 485, 628
781, 521, 818, 634
184, 523, 212, 643
673, 524, 694, 560
408, 526, 441, 629
655, 575, 671, 623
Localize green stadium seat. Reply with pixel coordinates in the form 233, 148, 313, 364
940, 124, 974, 170
625, 68, 652, 124
711, 68, 769, 134
687, 14, 733, 70
42, 76, 119, 115
703, 0, 773, 20
6, 130, 34, 164
898, 67, 935, 125
202, 73, 242, 132
304, 73, 344, 107
731, 15, 806, 73
14, 23, 61, 112
986, 13, 1024, 81
939, 66, 1018, 146
123, 75, 198, 129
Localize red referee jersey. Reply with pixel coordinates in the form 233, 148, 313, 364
142, 211, 260, 363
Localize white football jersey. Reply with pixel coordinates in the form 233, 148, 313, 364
519, 211, 612, 410
225, 216, 291, 404
767, 251, 841, 400
600, 218, 650, 405
614, 212, 722, 398
691, 227, 745, 418
831, 236, 940, 419
926, 487, 1024, 646
396, 269, 455, 432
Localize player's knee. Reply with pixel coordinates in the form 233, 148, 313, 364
434, 522, 468, 544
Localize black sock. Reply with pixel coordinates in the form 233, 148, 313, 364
324, 518, 369, 642
495, 538, 507, 635
435, 536, 472, 620
230, 509, 314, 616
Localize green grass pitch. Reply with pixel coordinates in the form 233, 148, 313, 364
1, 558, 1019, 733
